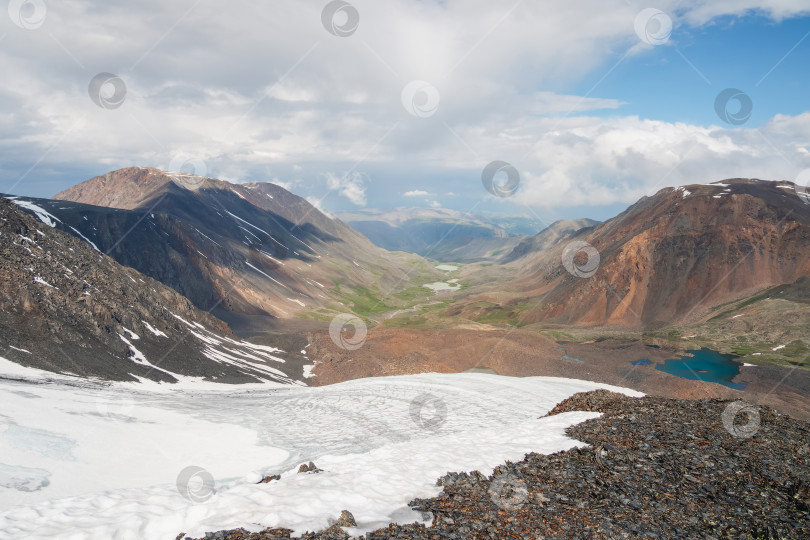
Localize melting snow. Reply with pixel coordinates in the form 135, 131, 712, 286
121, 327, 140, 340
118, 334, 148, 365
424, 282, 461, 292
245, 261, 288, 289
225, 211, 285, 248
0, 368, 642, 538
302, 364, 315, 378
67, 226, 100, 252
772, 345, 786, 351
142, 321, 168, 338
33, 277, 54, 288
5, 198, 62, 228
287, 298, 305, 307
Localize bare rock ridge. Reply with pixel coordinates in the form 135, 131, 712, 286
488, 179, 810, 328
0, 196, 305, 384
44, 167, 424, 329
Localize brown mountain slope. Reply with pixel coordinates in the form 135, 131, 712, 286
461, 179, 810, 329
47, 167, 434, 330
0, 196, 306, 384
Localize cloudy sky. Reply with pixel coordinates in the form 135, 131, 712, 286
1, 0, 809, 221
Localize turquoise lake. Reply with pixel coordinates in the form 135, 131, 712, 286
654, 348, 747, 390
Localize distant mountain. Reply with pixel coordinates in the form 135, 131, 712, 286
336, 207, 543, 262
500, 218, 600, 264
462, 179, 810, 328
35, 167, 427, 331
0, 196, 306, 384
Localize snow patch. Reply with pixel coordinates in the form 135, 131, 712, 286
33, 277, 54, 288
5, 198, 61, 228
0, 373, 642, 538
121, 327, 140, 340
67, 226, 100, 252
118, 334, 148, 365
142, 321, 168, 338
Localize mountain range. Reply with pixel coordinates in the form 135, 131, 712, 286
336, 207, 552, 262
3, 170, 809, 391
492, 179, 810, 328
14, 167, 432, 334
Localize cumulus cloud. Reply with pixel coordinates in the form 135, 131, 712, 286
403, 190, 430, 197
325, 171, 367, 206
0, 0, 808, 206
452, 112, 810, 207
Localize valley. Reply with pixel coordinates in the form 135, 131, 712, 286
2, 170, 809, 538
4, 4, 810, 537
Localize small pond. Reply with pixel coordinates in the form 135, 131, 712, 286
654, 348, 747, 390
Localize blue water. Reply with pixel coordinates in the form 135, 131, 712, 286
631, 359, 652, 366
654, 348, 747, 390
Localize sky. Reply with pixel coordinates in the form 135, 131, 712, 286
1, 0, 809, 222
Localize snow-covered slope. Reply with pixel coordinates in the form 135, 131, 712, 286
0, 363, 641, 538
0, 196, 307, 384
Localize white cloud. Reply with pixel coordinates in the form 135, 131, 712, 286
403, 190, 430, 197
0, 0, 808, 205
429, 200, 442, 208
325, 171, 367, 206
269, 178, 295, 191
305, 196, 334, 218
498, 112, 810, 207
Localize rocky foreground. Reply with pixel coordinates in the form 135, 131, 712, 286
185, 391, 809, 539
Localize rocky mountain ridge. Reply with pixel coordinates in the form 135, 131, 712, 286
0, 196, 307, 384
476, 179, 810, 328
37, 167, 434, 331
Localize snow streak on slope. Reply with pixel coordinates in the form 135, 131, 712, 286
0, 365, 642, 539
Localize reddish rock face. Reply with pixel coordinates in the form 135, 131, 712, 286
499, 179, 810, 328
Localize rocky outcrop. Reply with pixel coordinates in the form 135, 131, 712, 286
500, 179, 810, 328
0, 196, 305, 384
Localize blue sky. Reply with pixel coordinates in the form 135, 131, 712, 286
588, 14, 810, 128
1, 1, 809, 224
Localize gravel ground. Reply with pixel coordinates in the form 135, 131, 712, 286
185, 391, 809, 539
